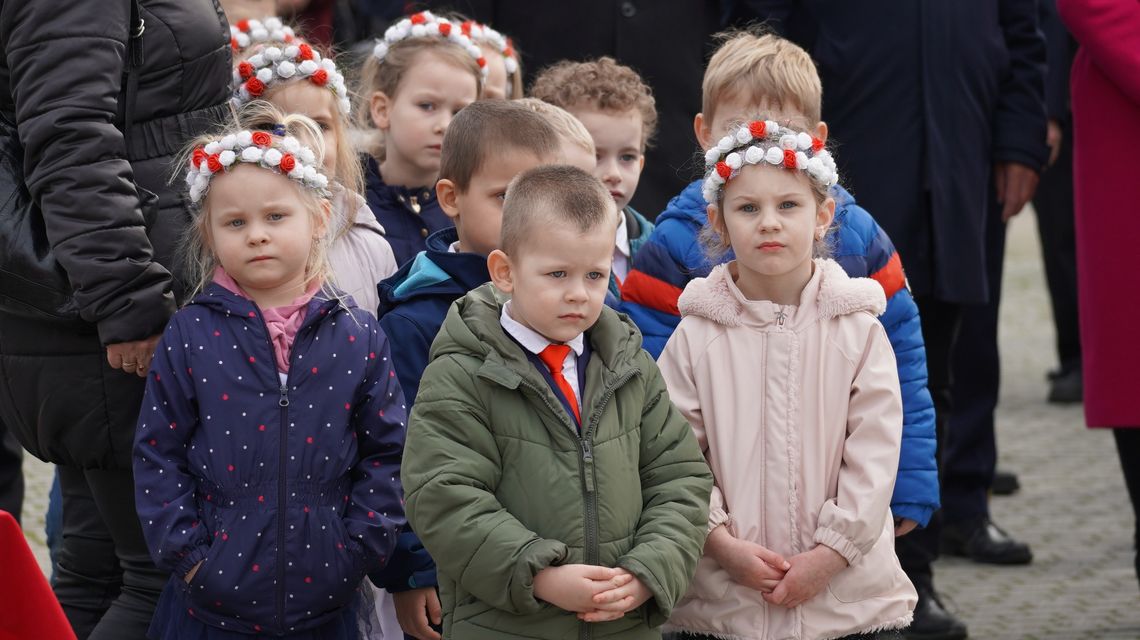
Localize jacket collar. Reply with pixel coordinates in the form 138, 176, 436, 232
678, 258, 886, 328
190, 281, 351, 331
377, 228, 490, 311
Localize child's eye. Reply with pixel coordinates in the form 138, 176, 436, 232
227, 219, 245, 228
267, 212, 285, 221
586, 272, 605, 281
620, 153, 639, 163
779, 200, 798, 210
495, 192, 506, 201
739, 203, 758, 213
318, 121, 331, 132
548, 271, 566, 278
418, 102, 435, 112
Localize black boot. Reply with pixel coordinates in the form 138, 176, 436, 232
904, 579, 968, 640
942, 517, 1033, 565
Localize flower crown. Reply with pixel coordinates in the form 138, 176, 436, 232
229, 17, 296, 51
460, 20, 519, 76
372, 11, 489, 78
702, 120, 839, 204
232, 43, 351, 116
186, 128, 330, 204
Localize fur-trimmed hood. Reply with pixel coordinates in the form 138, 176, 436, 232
678, 258, 886, 328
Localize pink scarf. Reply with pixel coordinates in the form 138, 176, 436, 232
212, 268, 321, 373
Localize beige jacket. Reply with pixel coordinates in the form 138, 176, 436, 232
328, 192, 397, 315
660, 259, 916, 640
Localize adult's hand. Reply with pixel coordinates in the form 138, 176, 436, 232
1046, 119, 1063, 167
994, 162, 1040, 222
106, 335, 161, 377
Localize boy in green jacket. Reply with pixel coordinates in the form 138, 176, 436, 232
401, 165, 712, 639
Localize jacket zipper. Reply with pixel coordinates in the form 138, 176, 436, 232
775, 306, 787, 328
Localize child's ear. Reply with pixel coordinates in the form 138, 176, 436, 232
706, 202, 722, 232
436, 179, 461, 221
487, 249, 515, 294
815, 120, 829, 144
816, 196, 836, 236
314, 199, 332, 240
370, 91, 391, 130
694, 112, 713, 151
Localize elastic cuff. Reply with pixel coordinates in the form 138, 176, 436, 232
174, 543, 211, 578
813, 526, 862, 566
891, 504, 934, 528
707, 507, 731, 534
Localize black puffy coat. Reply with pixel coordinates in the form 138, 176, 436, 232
0, 0, 232, 468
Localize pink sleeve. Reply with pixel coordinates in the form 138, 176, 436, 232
1058, 0, 1140, 105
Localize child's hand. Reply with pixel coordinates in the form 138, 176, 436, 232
707, 526, 790, 593
577, 569, 653, 622
763, 545, 848, 609
393, 587, 442, 640
533, 564, 631, 613
183, 559, 204, 584
894, 518, 919, 537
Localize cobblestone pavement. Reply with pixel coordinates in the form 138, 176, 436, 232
16, 209, 1140, 638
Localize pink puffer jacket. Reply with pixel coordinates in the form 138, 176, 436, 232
660, 259, 916, 640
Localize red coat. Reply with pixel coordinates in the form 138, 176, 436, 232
1058, 0, 1140, 428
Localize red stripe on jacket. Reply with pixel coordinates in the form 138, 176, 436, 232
621, 269, 683, 316
871, 252, 906, 299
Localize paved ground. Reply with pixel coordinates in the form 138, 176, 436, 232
14, 208, 1140, 638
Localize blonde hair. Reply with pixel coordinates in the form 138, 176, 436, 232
501, 165, 612, 257
355, 38, 484, 158
514, 97, 595, 159
179, 102, 336, 298
703, 29, 822, 127
530, 57, 657, 151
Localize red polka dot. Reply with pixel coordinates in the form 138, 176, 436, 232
345, 403, 351, 410
252, 564, 260, 572
258, 495, 264, 502
155, 374, 161, 381
349, 335, 356, 342
227, 464, 235, 472
304, 576, 312, 584
389, 371, 396, 378
222, 393, 229, 400
369, 352, 376, 359
169, 422, 177, 430
306, 436, 313, 444
249, 356, 256, 363
259, 424, 266, 431
336, 542, 344, 550
367, 511, 375, 519
372, 461, 380, 467
221, 532, 228, 541
254, 625, 261, 632
214, 331, 221, 337
248, 312, 256, 317
311, 367, 318, 374
149, 439, 157, 446
303, 505, 310, 513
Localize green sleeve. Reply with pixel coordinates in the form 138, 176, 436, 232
617, 353, 713, 625
402, 356, 568, 615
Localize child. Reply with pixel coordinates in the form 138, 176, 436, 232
461, 19, 523, 100
134, 113, 407, 638
514, 97, 598, 171
232, 42, 398, 313
401, 165, 712, 638
531, 57, 658, 299
370, 100, 560, 639
360, 10, 486, 266
659, 121, 916, 640
619, 31, 939, 541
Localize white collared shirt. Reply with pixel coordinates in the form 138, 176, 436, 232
613, 209, 630, 283
447, 240, 461, 254
500, 300, 584, 408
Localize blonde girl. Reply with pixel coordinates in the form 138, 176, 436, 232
134, 111, 407, 639
659, 121, 917, 640
359, 10, 484, 265
458, 19, 523, 100
232, 42, 397, 313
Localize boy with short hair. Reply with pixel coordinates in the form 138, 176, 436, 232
617, 29, 943, 631
514, 97, 598, 172
531, 57, 658, 299
372, 99, 562, 638
401, 165, 712, 639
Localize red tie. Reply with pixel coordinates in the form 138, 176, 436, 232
538, 344, 581, 425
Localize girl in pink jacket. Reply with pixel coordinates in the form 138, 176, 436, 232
658, 121, 917, 640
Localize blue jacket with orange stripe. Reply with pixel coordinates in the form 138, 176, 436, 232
621, 180, 939, 526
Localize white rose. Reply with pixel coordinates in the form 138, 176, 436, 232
299, 147, 316, 165
797, 132, 813, 150
372, 42, 388, 60
276, 61, 296, 78
241, 147, 263, 163
735, 127, 752, 144
219, 134, 237, 150
219, 150, 237, 167
263, 47, 282, 62
795, 151, 809, 169
298, 60, 318, 76
744, 145, 765, 164
410, 24, 427, 38
765, 147, 784, 165
704, 148, 721, 168
282, 137, 301, 153
204, 141, 222, 155
780, 134, 797, 150
263, 149, 283, 166
716, 135, 735, 152
236, 131, 253, 146
725, 152, 743, 170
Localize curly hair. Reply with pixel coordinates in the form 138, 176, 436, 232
530, 57, 657, 151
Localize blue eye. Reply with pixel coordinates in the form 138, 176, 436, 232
586, 272, 604, 281
268, 212, 285, 221
227, 219, 245, 228
779, 201, 798, 210
740, 203, 758, 213
549, 271, 566, 278
620, 153, 639, 163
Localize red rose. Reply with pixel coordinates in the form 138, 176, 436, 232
251, 131, 272, 147
410, 12, 427, 25
298, 43, 314, 61
716, 161, 732, 180
191, 148, 208, 169
748, 120, 767, 139
246, 78, 265, 96
477, 57, 487, 68
284, 34, 294, 43
461, 21, 473, 36
236, 19, 250, 31
812, 137, 825, 153
310, 69, 329, 86
504, 44, 515, 58
280, 154, 296, 172
207, 154, 223, 173
230, 37, 240, 51
783, 149, 797, 169
438, 22, 452, 36
237, 61, 254, 80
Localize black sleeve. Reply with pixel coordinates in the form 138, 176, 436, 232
1, 0, 175, 345
1039, 0, 1073, 121
992, 0, 1050, 170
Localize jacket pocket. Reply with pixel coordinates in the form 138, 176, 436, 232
183, 509, 275, 622
284, 511, 367, 623
826, 525, 900, 603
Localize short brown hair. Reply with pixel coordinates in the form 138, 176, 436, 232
703, 29, 822, 126
501, 165, 612, 256
513, 98, 595, 158
438, 100, 561, 192
530, 57, 657, 151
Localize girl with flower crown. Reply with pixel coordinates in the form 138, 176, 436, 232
658, 122, 917, 640
357, 10, 484, 266
233, 40, 398, 314
134, 107, 407, 639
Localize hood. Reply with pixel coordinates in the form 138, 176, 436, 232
654, 180, 709, 228
189, 281, 353, 329
430, 283, 645, 385
678, 259, 886, 328
376, 227, 489, 314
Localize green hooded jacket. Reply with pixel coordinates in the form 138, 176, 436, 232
402, 283, 712, 639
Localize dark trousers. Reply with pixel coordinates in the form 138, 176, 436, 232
895, 298, 964, 584
0, 418, 22, 523
941, 199, 1008, 523
54, 465, 167, 640
1115, 428, 1140, 590
1032, 126, 1081, 373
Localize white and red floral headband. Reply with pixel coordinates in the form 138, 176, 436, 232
702, 120, 839, 204
372, 11, 489, 78
460, 20, 519, 76
232, 43, 351, 116
230, 17, 296, 52
186, 128, 330, 204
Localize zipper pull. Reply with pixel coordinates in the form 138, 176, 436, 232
775, 307, 787, 327
581, 439, 593, 463
581, 439, 595, 493
278, 384, 290, 408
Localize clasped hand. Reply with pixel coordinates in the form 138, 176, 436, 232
533, 564, 652, 623
708, 526, 848, 609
